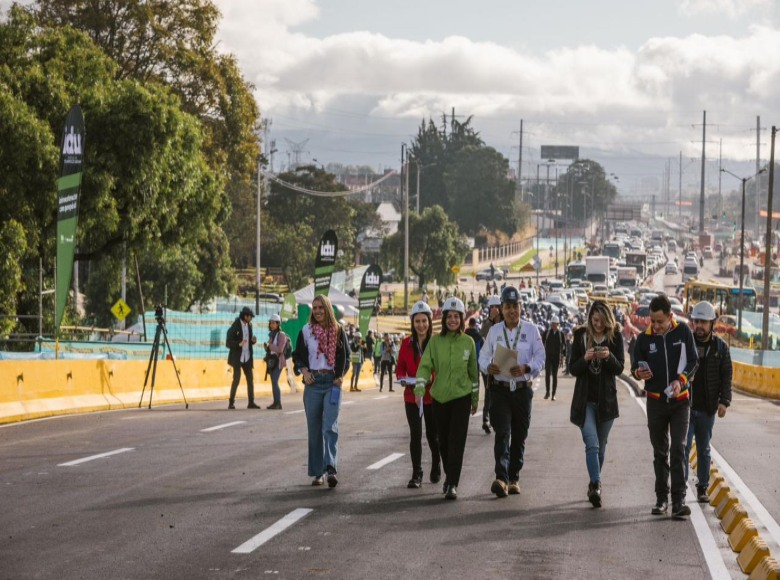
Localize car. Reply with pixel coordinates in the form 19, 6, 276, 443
476, 267, 505, 281
546, 293, 578, 312
703, 246, 714, 259
665, 262, 679, 275
579, 281, 594, 293
568, 278, 583, 288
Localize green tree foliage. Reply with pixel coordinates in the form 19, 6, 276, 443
0, 220, 28, 336
0, 6, 232, 331
555, 160, 618, 222
408, 115, 521, 236
381, 205, 470, 290
262, 166, 384, 290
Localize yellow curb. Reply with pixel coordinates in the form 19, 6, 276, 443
691, 454, 698, 470
715, 492, 739, 519
710, 481, 731, 507
707, 472, 724, 496
721, 503, 749, 534
738, 536, 771, 574
729, 518, 759, 552
748, 556, 780, 580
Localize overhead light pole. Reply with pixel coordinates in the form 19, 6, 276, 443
721, 167, 765, 335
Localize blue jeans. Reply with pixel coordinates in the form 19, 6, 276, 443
685, 408, 716, 488
350, 363, 362, 390
303, 373, 341, 477
580, 402, 614, 483
269, 367, 282, 406
490, 385, 533, 483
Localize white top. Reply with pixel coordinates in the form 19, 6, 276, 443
479, 320, 545, 383
302, 324, 333, 370
240, 321, 250, 364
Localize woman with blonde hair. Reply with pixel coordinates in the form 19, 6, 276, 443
569, 300, 624, 508
293, 294, 350, 487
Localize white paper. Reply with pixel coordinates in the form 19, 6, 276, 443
493, 344, 519, 376
397, 376, 416, 386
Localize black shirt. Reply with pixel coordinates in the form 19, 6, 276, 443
692, 338, 710, 410
586, 337, 607, 403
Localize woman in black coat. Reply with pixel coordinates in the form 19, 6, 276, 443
569, 300, 624, 508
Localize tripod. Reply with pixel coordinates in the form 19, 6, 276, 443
139, 314, 188, 409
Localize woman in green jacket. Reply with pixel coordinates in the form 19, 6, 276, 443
416, 297, 479, 500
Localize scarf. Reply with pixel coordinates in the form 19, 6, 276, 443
311, 324, 338, 367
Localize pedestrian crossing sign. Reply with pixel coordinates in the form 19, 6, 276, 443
111, 298, 131, 321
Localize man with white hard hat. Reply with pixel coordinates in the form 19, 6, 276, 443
684, 301, 732, 503
541, 315, 565, 400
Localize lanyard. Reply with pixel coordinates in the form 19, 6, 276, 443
502, 324, 520, 351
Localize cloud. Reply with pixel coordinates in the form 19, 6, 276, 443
679, 0, 773, 18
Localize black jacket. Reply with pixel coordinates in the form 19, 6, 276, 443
569, 327, 624, 427
631, 320, 698, 400
293, 324, 350, 380
691, 334, 732, 415
226, 317, 254, 367
542, 328, 565, 363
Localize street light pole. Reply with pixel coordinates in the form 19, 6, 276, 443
722, 167, 765, 335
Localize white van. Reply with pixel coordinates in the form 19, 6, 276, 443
682, 259, 700, 282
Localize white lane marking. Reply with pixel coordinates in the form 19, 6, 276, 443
710, 448, 780, 550
285, 410, 305, 415
58, 447, 135, 467
232, 508, 313, 554
618, 380, 728, 578
366, 452, 405, 470
372, 396, 389, 400
342, 401, 355, 406
200, 421, 246, 432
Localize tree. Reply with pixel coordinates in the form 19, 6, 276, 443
381, 205, 470, 290
444, 145, 517, 236
557, 160, 618, 222
261, 166, 383, 290
0, 6, 232, 330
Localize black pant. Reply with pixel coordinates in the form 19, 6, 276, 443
647, 398, 690, 505
380, 360, 393, 391
229, 360, 254, 403
432, 395, 472, 486
405, 402, 440, 475
481, 373, 491, 425
545, 359, 559, 396
490, 385, 533, 482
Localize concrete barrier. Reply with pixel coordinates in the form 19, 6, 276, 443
0, 357, 379, 425
733, 361, 780, 399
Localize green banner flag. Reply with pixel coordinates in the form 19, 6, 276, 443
358, 264, 382, 338
314, 230, 338, 296
55, 106, 85, 331
280, 292, 297, 322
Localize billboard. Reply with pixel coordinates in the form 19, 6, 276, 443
540, 146, 579, 160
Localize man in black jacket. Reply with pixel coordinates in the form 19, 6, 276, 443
684, 301, 732, 503
226, 306, 259, 409
542, 316, 565, 400
632, 295, 698, 520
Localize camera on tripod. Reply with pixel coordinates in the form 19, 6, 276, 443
154, 303, 166, 324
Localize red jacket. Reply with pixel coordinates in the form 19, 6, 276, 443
395, 335, 434, 404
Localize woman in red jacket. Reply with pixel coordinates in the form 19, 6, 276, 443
396, 301, 441, 488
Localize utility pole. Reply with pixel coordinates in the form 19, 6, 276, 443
699, 110, 706, 234
513, 120, 524, 202
761, 126, 776, 351
401, 143, 409, 313
679, 151, 682, 221
757, 116, 762, 237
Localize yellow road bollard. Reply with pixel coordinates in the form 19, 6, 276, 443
710, 482, 731, 507
747, 556, 780, 580
721, 503, 749, 534
708, 472, 723, 496
715, 492, 739, 519
738, 536, 771, 574
729, 518, 758, 552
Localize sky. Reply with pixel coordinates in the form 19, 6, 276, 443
4, 0, 779, 193
210, 0, 780, 193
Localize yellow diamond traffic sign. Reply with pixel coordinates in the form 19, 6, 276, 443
111, 298, 131, 321
451, 265, 460, 274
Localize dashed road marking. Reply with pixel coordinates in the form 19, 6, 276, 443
200, 421, 246, 432
366, 452, 404, 470
285, 410, 305, 415
232, 508, 313, 554
58, 447, 135, 467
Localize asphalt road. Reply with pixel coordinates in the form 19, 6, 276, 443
2, 366, 779, 579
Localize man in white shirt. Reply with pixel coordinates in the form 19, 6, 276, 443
479, 286, 545, 497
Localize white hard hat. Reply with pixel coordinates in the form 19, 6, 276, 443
690, 301, 717, 321
354, 331, 362, 338
442, 296, 466, 314
551, 315, 560, 324
410, 300, 433, 318
487, 296, 501, 308
269, 314, 281, 323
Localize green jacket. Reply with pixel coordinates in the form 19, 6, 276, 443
416, 332, 479, 406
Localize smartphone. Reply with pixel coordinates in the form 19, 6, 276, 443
638, 361, 652, 376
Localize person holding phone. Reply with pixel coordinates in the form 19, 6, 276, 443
631, 295, 698, 519
293, 295, 350, 487
569, 301, 624, 508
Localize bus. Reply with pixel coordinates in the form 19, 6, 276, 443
682, 279, 757, 316
566, 261, 586, 285
602, 242, 622, 260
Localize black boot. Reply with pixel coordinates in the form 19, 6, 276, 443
588, 481, 602, 507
